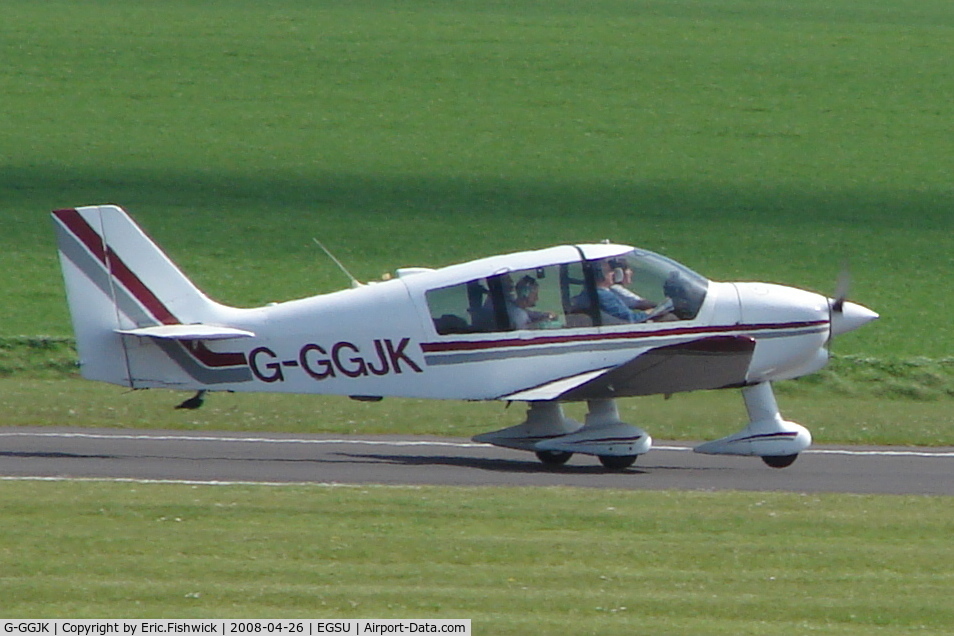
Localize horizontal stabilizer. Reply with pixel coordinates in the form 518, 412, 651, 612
116, 324, 255, 340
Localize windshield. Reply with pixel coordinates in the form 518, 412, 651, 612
595, 249, 709, 321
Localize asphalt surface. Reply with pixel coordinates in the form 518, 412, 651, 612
0, 427, 952, 495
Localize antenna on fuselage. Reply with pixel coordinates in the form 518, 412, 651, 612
312, 238, 364, 288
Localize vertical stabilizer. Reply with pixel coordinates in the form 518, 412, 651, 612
51, 205, 230, 387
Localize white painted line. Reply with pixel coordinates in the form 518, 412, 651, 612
0, 431, 486, 448
2, 431, 952, 458
657, 445, 954, 458
0, 475, 417, 488
806, 448, 954, 458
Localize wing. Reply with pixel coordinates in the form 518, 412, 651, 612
500, 335, 756, 401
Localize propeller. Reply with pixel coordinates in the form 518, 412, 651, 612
832, 265, 851, 314
827, 263, 878, 342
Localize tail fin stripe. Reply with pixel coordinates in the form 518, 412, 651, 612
55, 221, 164, 329
53, 208, 178, 326
53, 205, 253, 387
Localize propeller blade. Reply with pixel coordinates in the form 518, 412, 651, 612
828, 263, 878, 339
832, 264, 851, 313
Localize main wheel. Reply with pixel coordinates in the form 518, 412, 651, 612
598, 454, 638, 470
762, 454, 798, 469
536, 450, 574, 465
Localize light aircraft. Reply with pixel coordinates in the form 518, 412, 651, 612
52, 205, 878, 470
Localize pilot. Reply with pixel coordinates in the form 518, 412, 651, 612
593, 261, 650, 324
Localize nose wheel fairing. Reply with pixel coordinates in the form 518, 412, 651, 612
694, 382, 811, 464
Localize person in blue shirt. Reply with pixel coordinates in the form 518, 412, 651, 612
593, 261, 650, 324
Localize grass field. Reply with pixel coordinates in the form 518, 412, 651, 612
2, 2, 954, 630
2, 481, 953, 634
2, 374, 953, 447
2, 0, 953, 444
2, 0, 953, 359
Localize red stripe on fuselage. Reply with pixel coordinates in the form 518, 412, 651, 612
183, 340, 247, 368
420, 321, 826, 353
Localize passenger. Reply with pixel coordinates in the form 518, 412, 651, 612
593, 261, 650, 324
608, 260, 656, 311
508, 275, 557, 329
609, 260, 679, 322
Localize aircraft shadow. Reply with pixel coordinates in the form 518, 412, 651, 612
336, 452, 649, 475
0, 448, 720, 478
0, 448, 650, 476
0, 450, 119, 460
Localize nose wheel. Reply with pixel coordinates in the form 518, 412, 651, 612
762, 454, 799, 469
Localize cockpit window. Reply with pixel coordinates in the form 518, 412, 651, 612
425, 249, 708, 335
427, 263, 588, 334
587, 249, 709, 323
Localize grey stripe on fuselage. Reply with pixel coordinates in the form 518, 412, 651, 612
153, 340, 253, 385
423, 325, 826, 366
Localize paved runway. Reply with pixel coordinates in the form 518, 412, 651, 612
0, 427, 952, 495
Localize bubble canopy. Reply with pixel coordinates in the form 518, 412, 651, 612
420, 243, 710, 335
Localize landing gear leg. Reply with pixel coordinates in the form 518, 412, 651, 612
472, 401, 582, 455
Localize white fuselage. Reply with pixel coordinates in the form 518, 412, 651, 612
146, 277, 836, 400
